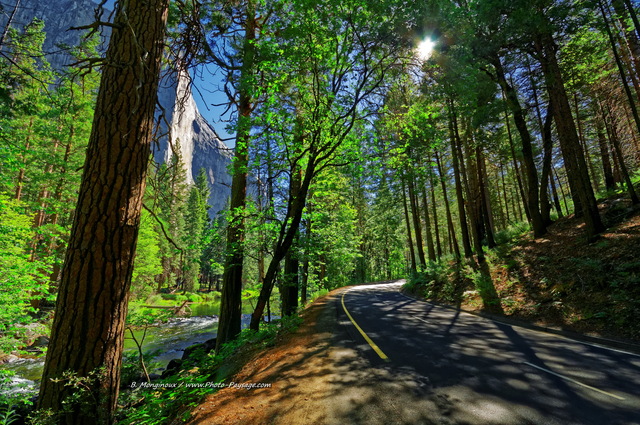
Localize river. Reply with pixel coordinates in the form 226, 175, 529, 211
1, 301, 275, 397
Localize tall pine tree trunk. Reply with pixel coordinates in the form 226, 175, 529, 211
38, 0, 169, 422
408, 172, 427, 269
540, 100, 555, 226
493, 58, 546, 237
402, 176, 417, 273
435, 151, 460, 259
448, 101, 472, 258
534, 31, 605, 239
477, 146, 496, 248
461, 131, 485, 260
217, 2, 257, 349
503, 105, 531, 223
421, 185, 437, 262
429, 174, 443, 258
596, 108, 616, 191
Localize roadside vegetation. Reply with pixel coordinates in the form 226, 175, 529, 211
405, 184, 640, 341
2, 0, 640, 422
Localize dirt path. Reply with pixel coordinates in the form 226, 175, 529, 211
184, 290, 343, 424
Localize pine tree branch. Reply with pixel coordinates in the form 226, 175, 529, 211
142, 203, 183, 252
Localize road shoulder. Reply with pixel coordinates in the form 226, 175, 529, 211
184, 289, 343, 425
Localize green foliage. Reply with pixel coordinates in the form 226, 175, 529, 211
120, 349, 163, 389
26, 368, 106, 424
0, 195, 51, 354
131, 209, 163, 300
0, 20, 99, 356
303, 170, 363, 289
494, 221, 531, 245
404, 261, 454, 301
146, 149, 189, 293
182, 169, 210, 292
0, 406, 20, 425
118, 312, 301, 424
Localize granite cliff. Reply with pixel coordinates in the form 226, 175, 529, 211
155, 68, 233, 215
0, 0, 232, 216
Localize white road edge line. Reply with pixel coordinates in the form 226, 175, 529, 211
396, 289, 640, 359
522, 361, 625, 401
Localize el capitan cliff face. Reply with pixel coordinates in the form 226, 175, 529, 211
0, 0, 232, 216
154, 68, 233, 216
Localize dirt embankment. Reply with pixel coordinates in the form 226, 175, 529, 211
180, 291, 341, 425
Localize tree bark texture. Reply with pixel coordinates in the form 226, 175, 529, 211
534, 32, 605, 239
37, 0, 169, 422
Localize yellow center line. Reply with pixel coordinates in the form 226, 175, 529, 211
523, 362, 625, 401
341, 290, 390, 362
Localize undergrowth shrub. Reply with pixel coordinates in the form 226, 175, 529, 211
404, 261, 457, 302
117, 313, 302, 424
494, 221, 530, 246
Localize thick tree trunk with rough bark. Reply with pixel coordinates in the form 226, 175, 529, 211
37, 1, 169, 422
534, 32, 605, 239
217, 2, 257, 350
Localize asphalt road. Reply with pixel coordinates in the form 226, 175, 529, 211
326, 281, 640, 425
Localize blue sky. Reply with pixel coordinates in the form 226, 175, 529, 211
191, 65, 236, 146
97, 0, 235, 145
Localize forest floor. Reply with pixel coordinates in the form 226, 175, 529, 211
178, 194, 640, 424
450, 193, 640, 343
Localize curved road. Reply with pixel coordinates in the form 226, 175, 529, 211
326, 281, 640, 425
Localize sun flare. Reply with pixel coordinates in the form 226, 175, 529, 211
416, 38, 436, 60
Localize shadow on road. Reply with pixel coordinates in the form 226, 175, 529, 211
186, 284, 640, 425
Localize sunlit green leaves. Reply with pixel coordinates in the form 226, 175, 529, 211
0, 195, 51, 354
